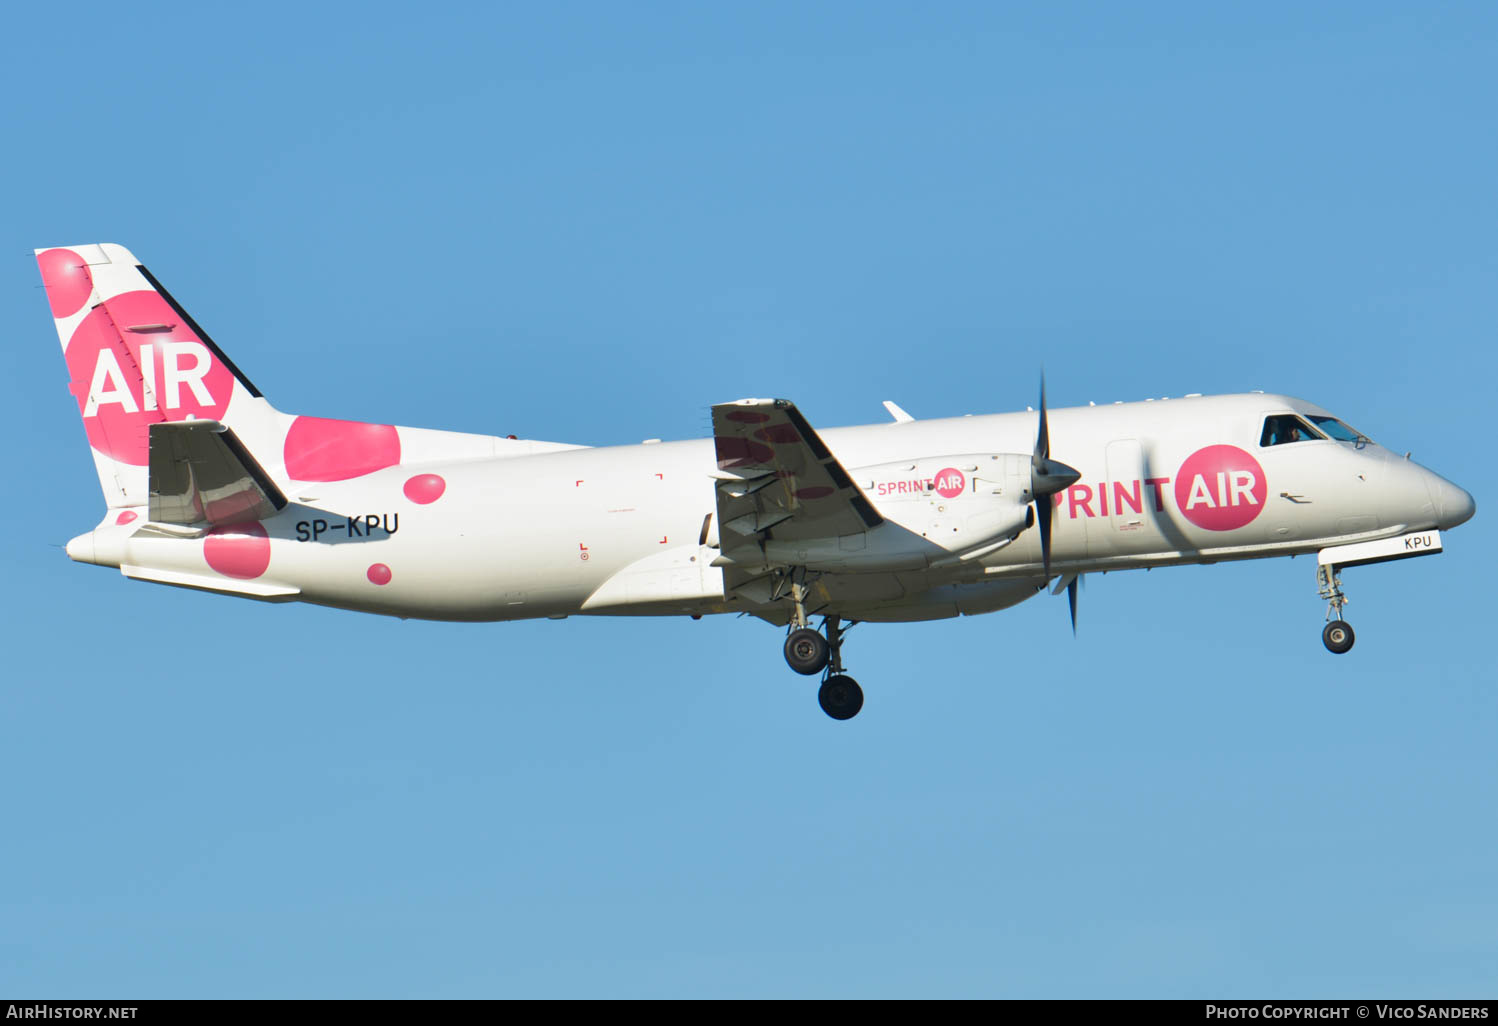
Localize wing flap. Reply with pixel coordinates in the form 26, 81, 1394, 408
148, 420, 287, 525
710, 399, 881, 555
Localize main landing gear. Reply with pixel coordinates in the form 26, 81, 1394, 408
1317, 564, 1356, 655
784, 627, 829, 675
780, 576, 864, 719
816, 616, 863, 721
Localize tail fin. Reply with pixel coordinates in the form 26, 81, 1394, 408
36, 244, 280, 509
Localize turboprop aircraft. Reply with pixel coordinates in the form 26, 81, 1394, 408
38, 244, 1476, 719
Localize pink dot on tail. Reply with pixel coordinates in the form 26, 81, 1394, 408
37, 249, 93, 319
204, 522, 271, 579
403, 473, 446, 504
367, 563, 392, 585
115, 510, 138, 525
283, 417, 401, 482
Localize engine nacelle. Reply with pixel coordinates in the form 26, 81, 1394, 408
752, 453, 1034, 572
858, 453, 1033, 547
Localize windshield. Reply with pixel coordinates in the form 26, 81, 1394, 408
1307, 415, 1371, 445
1260, 414, 1326, 447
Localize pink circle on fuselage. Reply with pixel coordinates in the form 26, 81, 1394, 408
115, 510, 138, 525
367, 563, 392, 585
204, 522, 271, 579
933, 468, 966, 499
283, 416, 401, 481
37, 249, 94, 319
403, 473, 446, 504
1174, 445, 1268, 531
64, 291, 235, 466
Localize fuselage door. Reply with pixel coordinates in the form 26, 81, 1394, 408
1105, 439, 1148, 540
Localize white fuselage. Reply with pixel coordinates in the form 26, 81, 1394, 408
73, 392, 1469, 625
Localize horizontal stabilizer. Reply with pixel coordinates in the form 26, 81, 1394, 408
148, 420, 287, 525
121, 563, 300, 599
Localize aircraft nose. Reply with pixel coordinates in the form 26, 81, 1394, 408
1435, 478, 1476, 530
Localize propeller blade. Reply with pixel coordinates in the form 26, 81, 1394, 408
1038, 495, 1053, 577
1028, 373, 1079, 577
1035, 375, 1050, 462
1068, 575, 1078, 635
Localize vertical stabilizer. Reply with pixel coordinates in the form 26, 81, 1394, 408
35, 244, 280, 508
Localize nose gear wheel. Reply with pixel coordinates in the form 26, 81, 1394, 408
1317, 564, 1355, 655
1322, 620, 1355, 654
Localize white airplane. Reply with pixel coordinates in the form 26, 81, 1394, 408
39, 244, 1476, 719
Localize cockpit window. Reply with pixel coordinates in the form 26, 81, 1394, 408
1307, 415, 1370, 445
1260, 414, 1326, 447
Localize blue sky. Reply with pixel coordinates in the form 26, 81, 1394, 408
3, 1, 1494, 997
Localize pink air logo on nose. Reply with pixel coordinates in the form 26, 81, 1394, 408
65, 291, 234, 466
1174, 445, 1267, 531
933, 468, 966, 499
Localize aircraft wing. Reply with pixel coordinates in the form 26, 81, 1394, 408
148, 420, 288, 526
711, 399, 882, 549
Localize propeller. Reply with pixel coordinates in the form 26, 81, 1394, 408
1051, 572, 1085, 635
1029, 375, 1081, 578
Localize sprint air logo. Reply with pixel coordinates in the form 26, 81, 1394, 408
875, 467, 966, 498
1059, 445, 1267, 532
65, 291, 233, 466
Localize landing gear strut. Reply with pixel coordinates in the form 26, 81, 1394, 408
776, 574, 865, 719
1317, 564, 1356, 655
782, 570, 829, 675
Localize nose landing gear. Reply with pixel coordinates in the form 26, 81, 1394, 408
1317, 564, 1356, 654
782, 611, 864, 719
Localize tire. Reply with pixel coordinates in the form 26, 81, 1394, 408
1322, 620, 1356, 655
784, 628, 830, 675
818, 675, 864, 720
